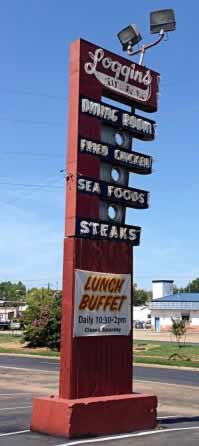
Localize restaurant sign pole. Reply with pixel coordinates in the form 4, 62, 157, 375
31, 38, 159, 438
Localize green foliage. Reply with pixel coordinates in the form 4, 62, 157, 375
22, 289, 62, 350
184, 278, 199, 293
0, 281, 26, 303
133, 283, 152, 306
173, 284, 185, 294
173, 278, 199, 294
171, 318, 187, 345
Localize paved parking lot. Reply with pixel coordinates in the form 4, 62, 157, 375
0, 389, 198, 446
0, 356, 198, 445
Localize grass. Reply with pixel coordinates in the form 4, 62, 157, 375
0, 334, 22, 343
134, 340, 199, 368
0, 333, 199, 367
0, 333, 59, 357
134, 356, 199, 368
0, 346, 59, 357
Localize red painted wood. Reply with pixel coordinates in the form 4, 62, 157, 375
65, 40, 102, 237
31, 394, 157, 438
59, 238, 133, 399
60, 38, 156, 401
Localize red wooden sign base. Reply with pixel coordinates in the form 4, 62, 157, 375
31, 393, 157, 438
31, 238, 157, 438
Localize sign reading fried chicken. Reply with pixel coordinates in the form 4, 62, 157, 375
74, 269, 131, 336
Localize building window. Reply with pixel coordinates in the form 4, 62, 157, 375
182, 314, 190, 323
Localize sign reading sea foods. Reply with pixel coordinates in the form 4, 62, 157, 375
74, 270, 131, 337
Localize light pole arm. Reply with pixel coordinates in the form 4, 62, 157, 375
127, 29, 165, 64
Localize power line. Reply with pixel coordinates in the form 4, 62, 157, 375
0, 151, 64, 159
0, 182, 64, 189
0, 116, 65, 127
0, 87, 67, 101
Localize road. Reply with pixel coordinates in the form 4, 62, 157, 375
0, 354, 198, 387
0, 394, 198, 446
0, 355, 59, 372
0, 354, 198, 445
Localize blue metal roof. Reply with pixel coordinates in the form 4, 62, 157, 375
152, 293, 199, 302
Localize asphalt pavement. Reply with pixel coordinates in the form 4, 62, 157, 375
0, 355, 59, 371
0, 399, 198, 446
0, 355, 198, 445
0, 354, 198, 387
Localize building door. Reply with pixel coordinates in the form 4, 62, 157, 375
155, 317, 160, 333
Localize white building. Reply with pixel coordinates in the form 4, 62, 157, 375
150, 280, 199, 332
0, 302, 27, 322
133, 305, 150, 323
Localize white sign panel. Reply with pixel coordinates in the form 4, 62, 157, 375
74, 269, 131, 337
84, 48, 152, 103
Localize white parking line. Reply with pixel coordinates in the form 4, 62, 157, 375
0, 392, 34, 396
56, 426, 199, 446
0, 405, 32, 411
157, 415, 183, 420
0, 430, 30, 437
39, 361, 59, 366
135, 378, 199, 390
0, 365, 55, 372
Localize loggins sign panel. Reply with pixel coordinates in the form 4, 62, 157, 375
74, 270, 131, 336
83, 44, 159, 112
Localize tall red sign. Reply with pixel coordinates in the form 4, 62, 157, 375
31, 39, 159, 438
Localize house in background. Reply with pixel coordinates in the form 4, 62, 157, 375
150, 280, 199, 332
133, 305, 150, 323
0, 301, 27, 322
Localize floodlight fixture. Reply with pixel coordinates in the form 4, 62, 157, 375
117, 9, 176, 65
150, 9, 176, 34
117, 25, 142, 52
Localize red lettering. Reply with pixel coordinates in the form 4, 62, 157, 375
108, 278, 116, 292
79, 294, 90, 310
118, 295, 127, 311
96, 295, 106, 310
110, 296, 120, 311
103, 295, 113, 311
84, 276, 92, 291
114, 279, 125, 293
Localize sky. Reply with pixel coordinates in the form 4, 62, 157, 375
0, 0, 198, 291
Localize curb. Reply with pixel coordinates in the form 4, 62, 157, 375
134, 362, 199, 372
0, 352, 59, 360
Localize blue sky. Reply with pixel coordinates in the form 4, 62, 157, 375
0, 0, 198, 291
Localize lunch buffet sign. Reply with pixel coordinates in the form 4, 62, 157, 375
74, 270, 131, 337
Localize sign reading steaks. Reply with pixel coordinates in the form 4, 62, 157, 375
76, 217, 141, 245
77, 176, 149, 209
81, 98, 156, 141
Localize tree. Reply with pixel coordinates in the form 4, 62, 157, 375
173, 278, 199, 294
133, 284, 152, 306
22, 288, 62, 350
0, 281, 26, 303
185, 278, 199, 293
173, 284, 186, 294
171, 318, 186, 346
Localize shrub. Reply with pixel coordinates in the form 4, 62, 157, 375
22, 290, 61, 350
171, 318, 186, 346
